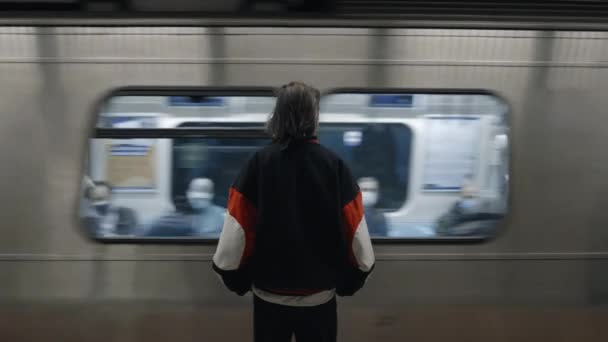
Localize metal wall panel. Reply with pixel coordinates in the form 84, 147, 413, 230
0, 25, 607, 342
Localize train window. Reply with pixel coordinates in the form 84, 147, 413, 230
81, 90, 274, 241
321, 91, 509, 239
81, 88, 508, 242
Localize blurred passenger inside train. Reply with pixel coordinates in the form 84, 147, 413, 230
435, 176, 502, 236
79, 175, 96, 217
358, 177, 388, 237
213, 81, 375, 342
141, 178, 224, 237
187, 178, 225, 236
81, 181, 138, 237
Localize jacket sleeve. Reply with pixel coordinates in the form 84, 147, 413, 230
212, 154, 258, 295
336, 160, 376, 296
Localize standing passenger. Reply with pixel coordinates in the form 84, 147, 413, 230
213, 82, 375, 342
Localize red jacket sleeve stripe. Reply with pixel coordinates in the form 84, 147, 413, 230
342, 191, 364, 266
228, 187, 257, 266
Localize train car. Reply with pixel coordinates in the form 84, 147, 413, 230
1, 14, 607, 342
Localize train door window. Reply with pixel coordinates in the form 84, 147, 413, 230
81, 89, 273, 241
321, 91, 509, 240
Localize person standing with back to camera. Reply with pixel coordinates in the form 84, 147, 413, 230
212, 81, 375, 342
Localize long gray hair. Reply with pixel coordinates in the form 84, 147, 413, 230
266, 81, 320, 144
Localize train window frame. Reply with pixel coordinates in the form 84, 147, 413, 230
322, 88, 511, 244
80, 87, 510, 245
80, 86, 274, 244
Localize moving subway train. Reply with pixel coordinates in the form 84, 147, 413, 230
1, 21, 608, 342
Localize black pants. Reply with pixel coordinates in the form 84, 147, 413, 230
253, 295, 337, 342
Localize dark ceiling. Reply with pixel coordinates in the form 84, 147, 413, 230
1, 0, 608, 22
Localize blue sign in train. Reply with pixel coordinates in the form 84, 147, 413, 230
107, 116, 156, 128
110, 144, 151, 156
369, 94, 414, 108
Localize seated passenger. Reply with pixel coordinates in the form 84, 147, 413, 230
187, 178, 225, 237
79, 175, 95, 217
81, 181, 138, 237
358, 177, 388, 237
435, 179, 501, 236
142, 178, 225, 237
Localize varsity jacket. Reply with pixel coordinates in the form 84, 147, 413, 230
212, 137, 375, 304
